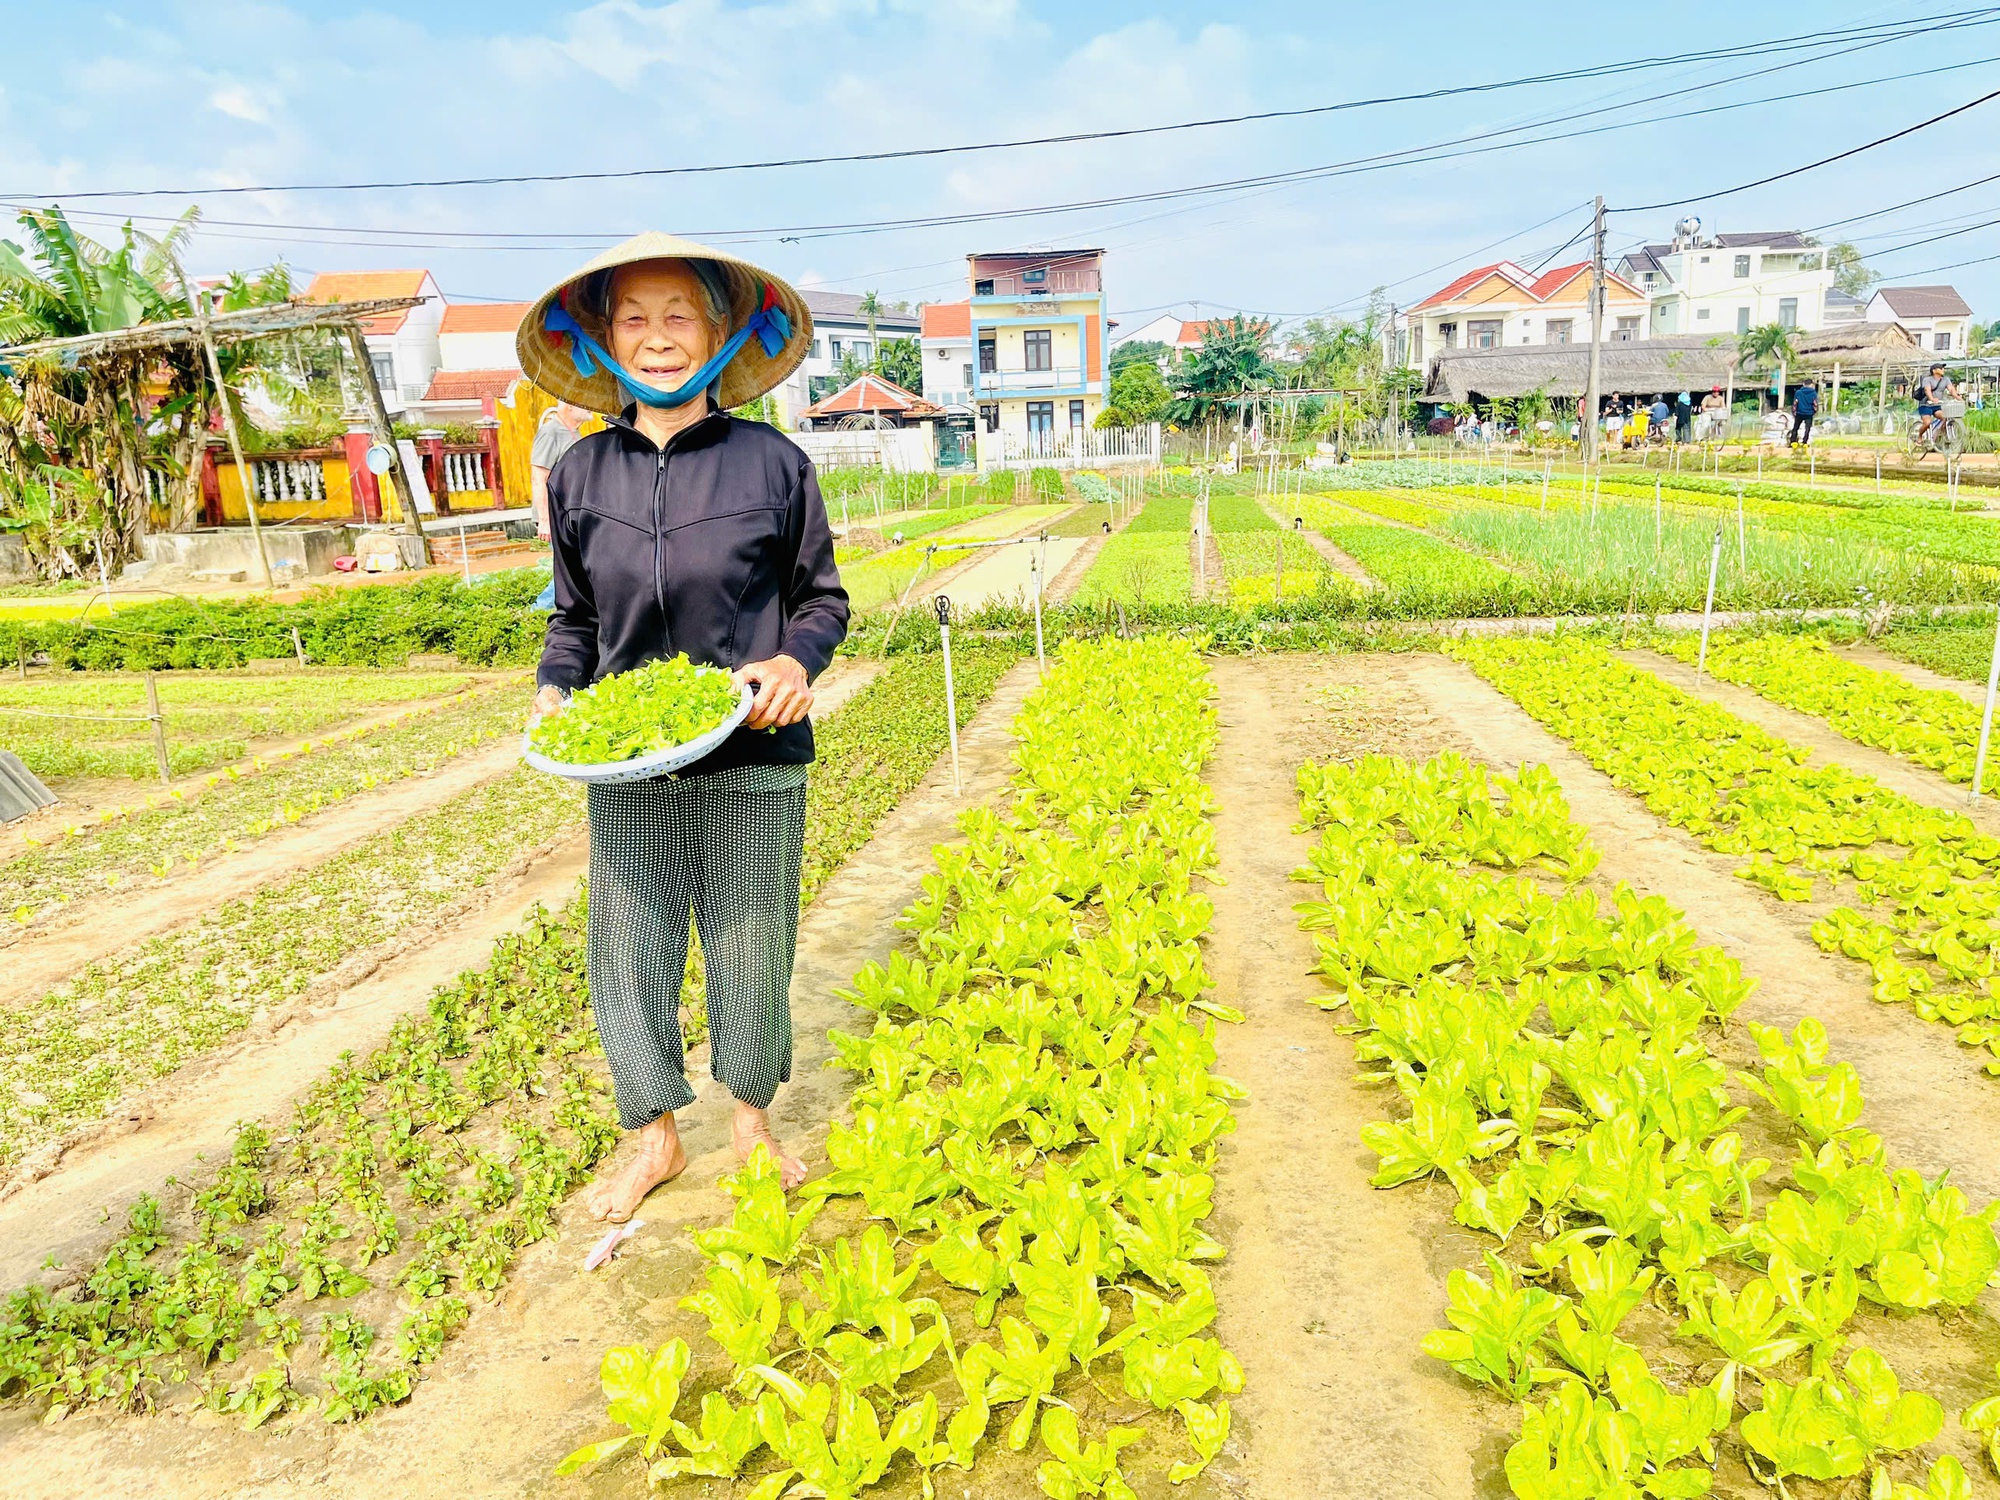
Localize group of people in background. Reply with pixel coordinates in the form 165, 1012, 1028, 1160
1598, 389, 1718, 448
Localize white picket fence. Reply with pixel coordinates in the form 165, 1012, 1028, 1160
982, 423, 1161, 472
793, 428, 934, 473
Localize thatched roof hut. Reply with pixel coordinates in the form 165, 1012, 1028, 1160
1788, 321, 1920, 373
1423, 335, 1741, 403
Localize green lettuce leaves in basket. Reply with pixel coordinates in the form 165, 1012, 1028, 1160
529, 655, 741, 766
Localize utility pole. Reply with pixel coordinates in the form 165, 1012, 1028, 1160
1583, 196, 1606, 467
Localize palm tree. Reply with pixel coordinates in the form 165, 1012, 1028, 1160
1737, 324, 1798, 411
857, 291, 882, 374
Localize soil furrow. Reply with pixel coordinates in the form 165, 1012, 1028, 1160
1204, 655, 1500, 1500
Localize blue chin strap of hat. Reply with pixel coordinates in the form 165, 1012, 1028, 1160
542, 279, 791, 409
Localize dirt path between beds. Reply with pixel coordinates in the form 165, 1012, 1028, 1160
0, 661, 1037, 1500
1253, 498, 1374, 587
1203, 656, 1504, 1500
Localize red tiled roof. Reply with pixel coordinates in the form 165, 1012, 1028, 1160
304, 269, 430, 334
1413, 261, 1532, 311
801, 374, 941, 419
921, 300, 971, 338
1527, 262, 1589, 300
1417, 259, 1643, 311
422, 368, 521, 402
1176, 320, 1211, 346
440, 301, 529, 334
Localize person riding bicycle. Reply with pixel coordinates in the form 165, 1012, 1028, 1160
1917, 362, 1957, 443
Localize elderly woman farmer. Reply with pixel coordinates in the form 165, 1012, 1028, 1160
519, 232, 847, 1218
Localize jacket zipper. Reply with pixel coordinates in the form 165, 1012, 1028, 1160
652, 448, 670, 652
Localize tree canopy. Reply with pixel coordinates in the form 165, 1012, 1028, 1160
1168, 315, 1273, 429
0, 205, 293, 578
1096, 359, 1172, 428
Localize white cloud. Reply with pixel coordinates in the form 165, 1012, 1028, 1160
207, 84, 268, 124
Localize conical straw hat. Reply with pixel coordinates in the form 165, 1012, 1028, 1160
517, 231, 813, 415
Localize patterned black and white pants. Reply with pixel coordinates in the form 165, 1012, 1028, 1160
585, 762, 808, 1127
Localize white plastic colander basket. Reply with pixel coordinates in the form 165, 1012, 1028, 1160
521, 682, 754, 784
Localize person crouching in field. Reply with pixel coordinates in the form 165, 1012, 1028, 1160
519, 233, 847, 1219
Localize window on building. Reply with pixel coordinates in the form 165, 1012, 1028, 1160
1615, 316, 1639, 342
1736, 307, 1751, 335
810, 338, 824, 360
1023, 329, 1053, 371
1777, 299, 1798, 329
1468, 319, 1502, 349
852, 342, 871, 362
1695, 307, 1712, 321
1024, 268, 1047, 286
1544, 319, 1573, 345
1439, 321, 1457, 349
1642, 271, 1656, 288
973, 279, 994, 295
1699, 255, 1711, 264
1026, 401, 1055, 437
979, 403, 999, 432
1733, 255, 1751, 278
370, 353, 395, 392
829, 338, 844, 362
1410, 327, 1423, 363
1937, 331, 1954, 351
962, 363, 973, 388
978, 337, 997, 374
1069, 399, 1086, 429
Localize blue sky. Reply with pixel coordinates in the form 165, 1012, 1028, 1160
3, 0, 1997, 329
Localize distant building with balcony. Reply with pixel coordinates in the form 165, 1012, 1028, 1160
1409, 260, 1648, 364
1616, 227, 1834, 336
963, 248, 1108, 448
303, 269, 444, 414
770, 290, 919, 429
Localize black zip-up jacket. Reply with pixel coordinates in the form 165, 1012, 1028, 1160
537, 406, 850, 775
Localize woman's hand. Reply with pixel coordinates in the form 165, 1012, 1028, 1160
734, 655, 812, 730
530, 683, 566, 727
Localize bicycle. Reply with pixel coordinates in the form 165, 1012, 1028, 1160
1905, 397, 1967, 462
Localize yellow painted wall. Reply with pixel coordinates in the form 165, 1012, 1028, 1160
497, 377, 606, 508
217, 456, 354, 523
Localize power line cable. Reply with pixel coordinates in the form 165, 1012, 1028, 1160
12, 11, 1991, 202
1807, 169, 2000, 232
11, 35, 1985, 263
1612, 84, 2000, 212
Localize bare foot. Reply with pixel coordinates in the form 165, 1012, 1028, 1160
584, 1115, 687, 1223
732, 1103, 807, 1191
